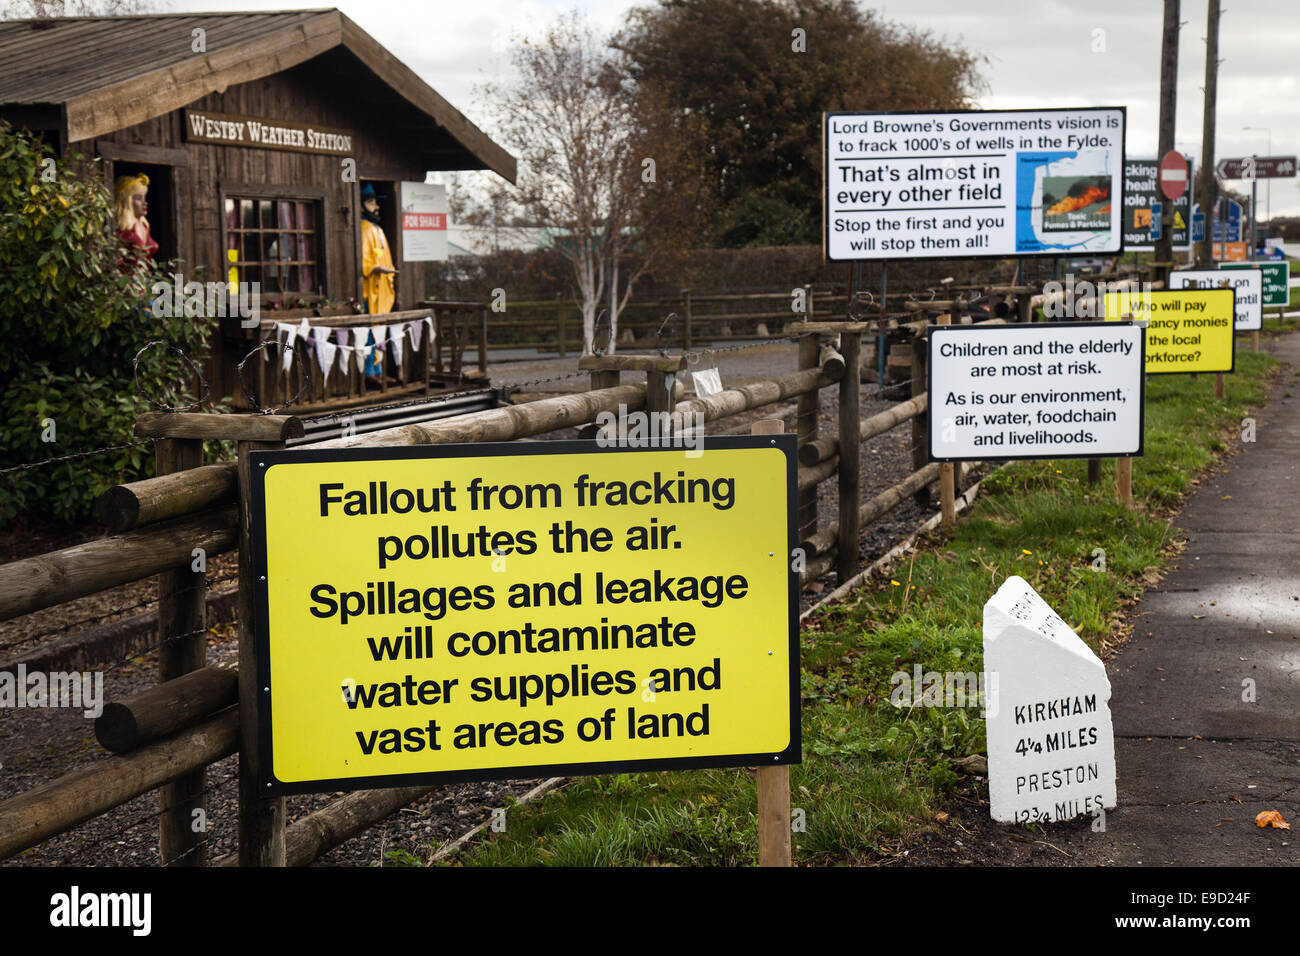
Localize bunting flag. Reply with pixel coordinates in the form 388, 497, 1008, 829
389, 328, 405, 367
354, 343, 367, 374
407, 318, 423, 350
371, 324, 388, 347
318, 340, 338, 386
334, 327, 350, 348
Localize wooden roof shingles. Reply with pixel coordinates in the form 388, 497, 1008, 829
0, 9, 514, 182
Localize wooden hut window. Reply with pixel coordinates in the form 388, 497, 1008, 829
224, 197, 323, 308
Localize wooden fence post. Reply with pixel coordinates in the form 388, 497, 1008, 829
936, 313, 957, 528
911, 330, 931, 508
796, 335, 819, 546
153, 435, 207, 866
229, 416, 305, 866
1214, 373, 1225, 399
752, 416, 791, 868
132, 413, 303, 867
837, 331, 861, 582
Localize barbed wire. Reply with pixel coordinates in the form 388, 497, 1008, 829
0, 570, 240, 655
101, 621, 233, 677
132, 341, 210, 413
0, 439, 154, 477
53, 766, 239, 866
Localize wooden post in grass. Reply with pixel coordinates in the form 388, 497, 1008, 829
150, 432, 206, 866
936, 314, 957, 528
1214, 373, 1225, 399
1252, 330, 1260, 352
1087, 459, 1102, 485
796, 334, 820, 545
1116, 457, 1134, 509
752, 416, 791, 867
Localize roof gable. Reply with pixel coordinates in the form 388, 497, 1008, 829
0, 9, 514, 182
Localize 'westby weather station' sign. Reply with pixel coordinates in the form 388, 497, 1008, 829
928, 323, 1145, 461
250, 440, 800, 794
824, 107, 1125, 261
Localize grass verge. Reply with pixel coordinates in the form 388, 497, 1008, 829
433, 349, 1280, 867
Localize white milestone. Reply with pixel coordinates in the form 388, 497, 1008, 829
983, 575, 1116, 824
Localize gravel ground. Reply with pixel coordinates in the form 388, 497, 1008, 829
1, 340, 961, 866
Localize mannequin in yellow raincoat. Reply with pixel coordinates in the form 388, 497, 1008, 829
359, 183, 397, 379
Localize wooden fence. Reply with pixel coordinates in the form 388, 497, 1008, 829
0, 272, 1152, 866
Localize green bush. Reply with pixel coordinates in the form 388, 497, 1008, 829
0, 119, 211, 526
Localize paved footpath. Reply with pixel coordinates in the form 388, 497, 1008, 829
1090, 332, 1300, 865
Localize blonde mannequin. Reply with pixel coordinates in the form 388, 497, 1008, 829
114, 173, 158, 264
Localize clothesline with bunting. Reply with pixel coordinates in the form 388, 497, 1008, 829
269, 316, 434, 386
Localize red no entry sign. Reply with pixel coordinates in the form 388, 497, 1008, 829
1158, 151, 1190, 201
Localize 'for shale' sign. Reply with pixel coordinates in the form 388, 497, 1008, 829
250, 439, 800, 795
824, 107, 1125, 261
1102, 288, 1235, 374
928, 322, 1145, 461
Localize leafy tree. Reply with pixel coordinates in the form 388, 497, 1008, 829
0, 120, 210, 525
614, 0, 987, 246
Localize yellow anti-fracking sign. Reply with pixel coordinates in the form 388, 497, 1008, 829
1101, 287, 1235, 374
250, 438, 800, 795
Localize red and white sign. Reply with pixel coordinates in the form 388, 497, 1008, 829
1158, 150, 1189, 201
399, 183, 449, 262
402, 212, 447, 231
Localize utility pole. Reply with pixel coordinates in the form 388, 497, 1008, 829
1197, 0, 1220, 268
1154, 0, 1180, 283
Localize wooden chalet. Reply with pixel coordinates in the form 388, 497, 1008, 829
0, 9, 516, 410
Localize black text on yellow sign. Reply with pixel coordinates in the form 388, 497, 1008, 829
1101, 287, 1235, 374
250, 438, 800, 795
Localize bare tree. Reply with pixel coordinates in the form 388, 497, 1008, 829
482, 13, 642, 355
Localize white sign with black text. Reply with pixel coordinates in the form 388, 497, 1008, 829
984, 576, 1117, 824
1168, 268, 1261, 332
928, 322, 1145, 461
824, 107, 1125, 261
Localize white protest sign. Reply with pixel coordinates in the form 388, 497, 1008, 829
984, 576, 1116, 824
1169, 268, 1260, 331
824, 107, 1125, 261
928, 322, 1145, 461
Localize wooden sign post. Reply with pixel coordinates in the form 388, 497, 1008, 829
752, 416, 792, 867
936, 314, 957, 529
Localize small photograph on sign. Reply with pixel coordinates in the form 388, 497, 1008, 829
1041, 174, 1111, 232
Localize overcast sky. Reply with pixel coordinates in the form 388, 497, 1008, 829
170, 0, 1300, 217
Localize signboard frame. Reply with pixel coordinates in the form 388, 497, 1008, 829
926, 321, 1146, 464
249, 438, 802, 797
1223, 261, 1290, 308
1102, 288, 1237, 376
1123, 155, 1193, 251
823, 105, 1127, 263
1169, 268, 1262, 332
